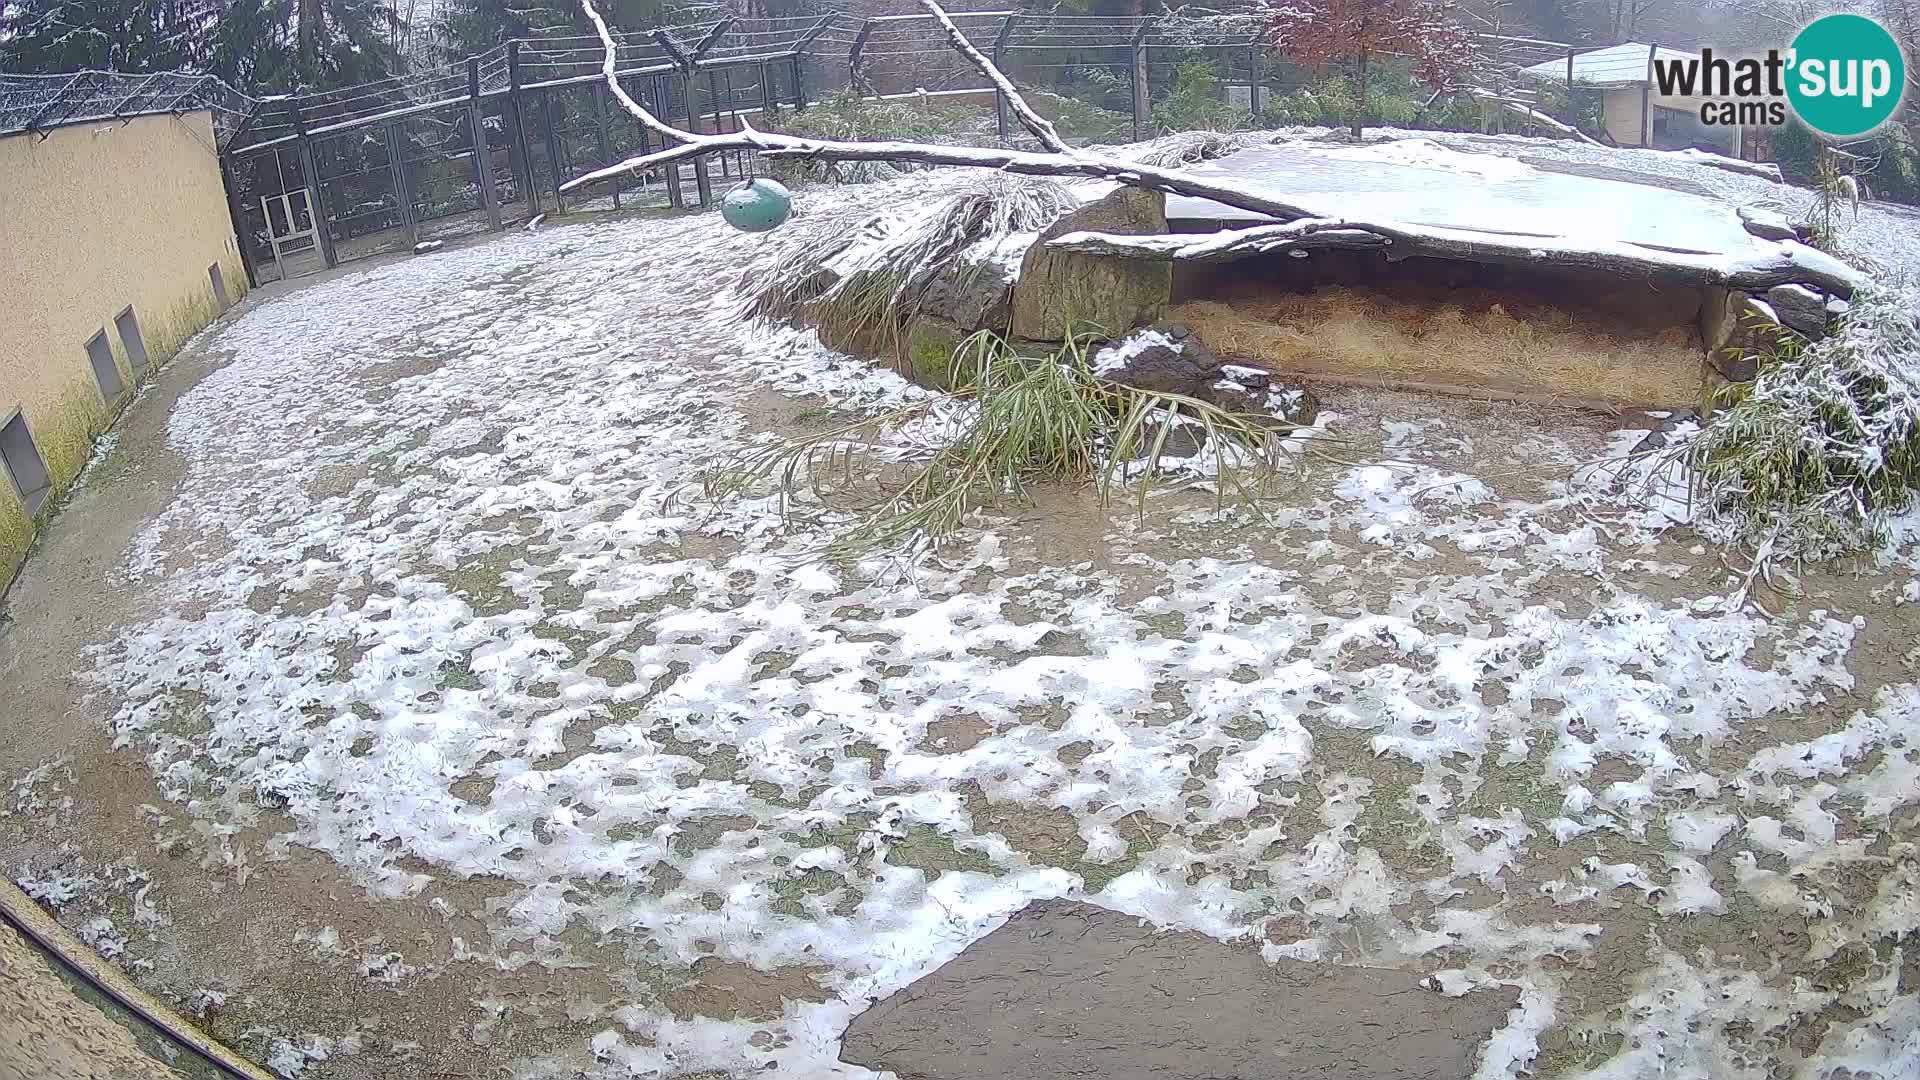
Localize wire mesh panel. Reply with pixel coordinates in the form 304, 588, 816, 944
804, 18, 860, 100
852, 11, 1010, 98
224, 146, 313, 282
397, 104, 489, 239
1000, 13, 1138, 140
312, 125, 410, 260
0, 70, 254, 144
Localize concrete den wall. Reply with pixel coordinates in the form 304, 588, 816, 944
0, 109, 247, 594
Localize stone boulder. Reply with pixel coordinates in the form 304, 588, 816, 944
1091, 324, 1318, 432
920, 234, 1026, 334
1764, 284, 1831, 339
1010, 188, 1172, 342
1737, 205, 1802, 242
1200, 363, 1319, 427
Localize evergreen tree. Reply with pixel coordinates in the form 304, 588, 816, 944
0, 0, 198, 73
291, 0, 404, 88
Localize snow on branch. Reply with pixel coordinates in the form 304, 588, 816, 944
565, 0, 1322, 219
914, 1, 1080, 157
1466, 88, 1603, 147
565, 0, 1863, 299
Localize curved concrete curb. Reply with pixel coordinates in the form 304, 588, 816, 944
0, 878, 278, 1080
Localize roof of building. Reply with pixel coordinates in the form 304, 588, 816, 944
0, 70, 250, 142
1521, 43, 1696, 89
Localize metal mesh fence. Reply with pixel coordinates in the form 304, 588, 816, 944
0, 70, 254, 144
81, 6, 1593, 283
4, 11, 1596, 159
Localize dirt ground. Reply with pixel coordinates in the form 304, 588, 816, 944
3, 185, 1918, 1080
842, 899, 1519, 1079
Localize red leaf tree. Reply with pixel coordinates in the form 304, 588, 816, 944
1265, 0, 1472, 138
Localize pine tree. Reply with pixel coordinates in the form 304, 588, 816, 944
290, 0, 404, 88
0, 0, 199, 73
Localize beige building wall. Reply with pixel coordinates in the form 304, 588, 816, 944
1602, 88, 1647, 147
0, 108, 247, 592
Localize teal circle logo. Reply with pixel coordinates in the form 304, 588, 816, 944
1787, 14, 1907, 137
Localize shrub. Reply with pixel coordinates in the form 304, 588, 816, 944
763, 92, 989, 184
1690, 281, 1920, 559
1029, 89, 1133, 145
1153, 59, 1250, 134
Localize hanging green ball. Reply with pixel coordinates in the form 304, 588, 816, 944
721, 178, 793, 233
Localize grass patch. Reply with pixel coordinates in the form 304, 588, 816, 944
705, 333, 1295, 557
884, 825, 994, 878
1028, 89, 1132, 145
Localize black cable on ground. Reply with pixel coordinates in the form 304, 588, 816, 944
0, 878, 279, 1080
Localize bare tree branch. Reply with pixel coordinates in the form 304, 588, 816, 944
567, 0, 1324, 218
566, 0, 1865, 301
913, 0, 1081, 157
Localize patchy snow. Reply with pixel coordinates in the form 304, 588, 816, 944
1320, 137, 1537, 182
33, 168, 1920, 1079
1168, 138, 1761, 255
1091, 328, 1180, 375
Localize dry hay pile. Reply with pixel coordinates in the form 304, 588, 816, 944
1169, 284, 1705, 408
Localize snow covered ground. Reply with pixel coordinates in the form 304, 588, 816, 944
5, 155, 1920, 1079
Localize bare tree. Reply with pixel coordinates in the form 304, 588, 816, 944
566, 0, 1863, 297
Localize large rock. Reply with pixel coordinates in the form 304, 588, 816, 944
1091, 325, 1317, 430
1765, 284, 1830, 338
1091, 326, 1214, 394
902, 315, 969, 390
1010, 187, 1172, 341
1737, 204, 1802, 242
920, 234, 1027, 334
1201, 362, 1318, 427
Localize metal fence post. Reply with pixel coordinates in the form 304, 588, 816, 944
592, 80, 620, 208
1565, 46, 1576, 135
383, 122, 419, 246
288, 100, 337, 268
217, 151, 260, 289
468, 57, 502, 229
992, 14, 1017, 140
636, 76, 656, 155
1247, 42, 1261, 119
683, 72, 712, 205
541, 86, 568, 213
1129, 23, 1151, 142
507, 41, 539, 214
1641, 42, 1656, 147
791, 15, 835, 111
849, 19, 876, 96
